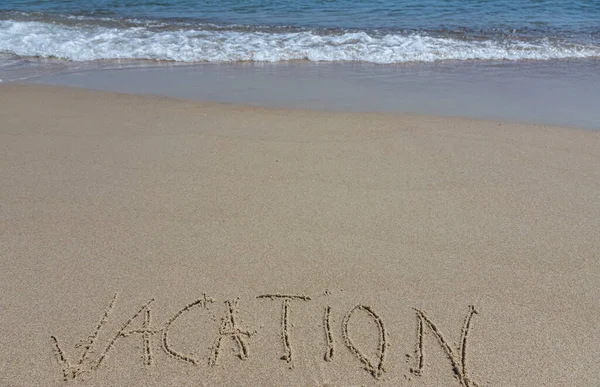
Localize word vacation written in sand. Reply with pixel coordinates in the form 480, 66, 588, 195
51, 292, 479, 386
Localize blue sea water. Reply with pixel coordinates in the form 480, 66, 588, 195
1, 0, 599, 32
0, 0, 599, 64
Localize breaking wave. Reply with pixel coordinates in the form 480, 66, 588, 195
1, 17, 599, 63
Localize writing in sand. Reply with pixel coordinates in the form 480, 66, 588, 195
51, 292, 479, 386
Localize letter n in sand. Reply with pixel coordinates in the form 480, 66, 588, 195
411, 305, 479, 387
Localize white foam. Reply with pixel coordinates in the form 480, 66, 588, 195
1, 19, 599, 63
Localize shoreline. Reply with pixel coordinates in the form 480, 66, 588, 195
3, 82, 597, 134
3, 58, 600, 130
1, 84, 599, 386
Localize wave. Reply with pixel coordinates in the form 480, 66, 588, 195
1, 18, 599, 64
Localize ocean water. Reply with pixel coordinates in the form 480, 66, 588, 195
0, 0, 599, 65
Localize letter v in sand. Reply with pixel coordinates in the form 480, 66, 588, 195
50, 293, 119, 380
50, 293, 160, 380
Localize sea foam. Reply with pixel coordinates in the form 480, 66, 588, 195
1, 19, 599, 63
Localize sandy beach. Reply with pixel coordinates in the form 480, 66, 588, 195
1, 83, 599, 386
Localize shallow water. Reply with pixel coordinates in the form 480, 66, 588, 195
18, 59, 600, 129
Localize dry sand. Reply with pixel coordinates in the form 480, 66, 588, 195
1, 84, 599, 386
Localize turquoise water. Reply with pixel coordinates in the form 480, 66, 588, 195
0, 0, 599, 63
2, 0, 599, 32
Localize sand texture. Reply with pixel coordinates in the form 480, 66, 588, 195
1, 84, 599, 386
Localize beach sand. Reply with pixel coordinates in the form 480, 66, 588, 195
1, 84, 599, 386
